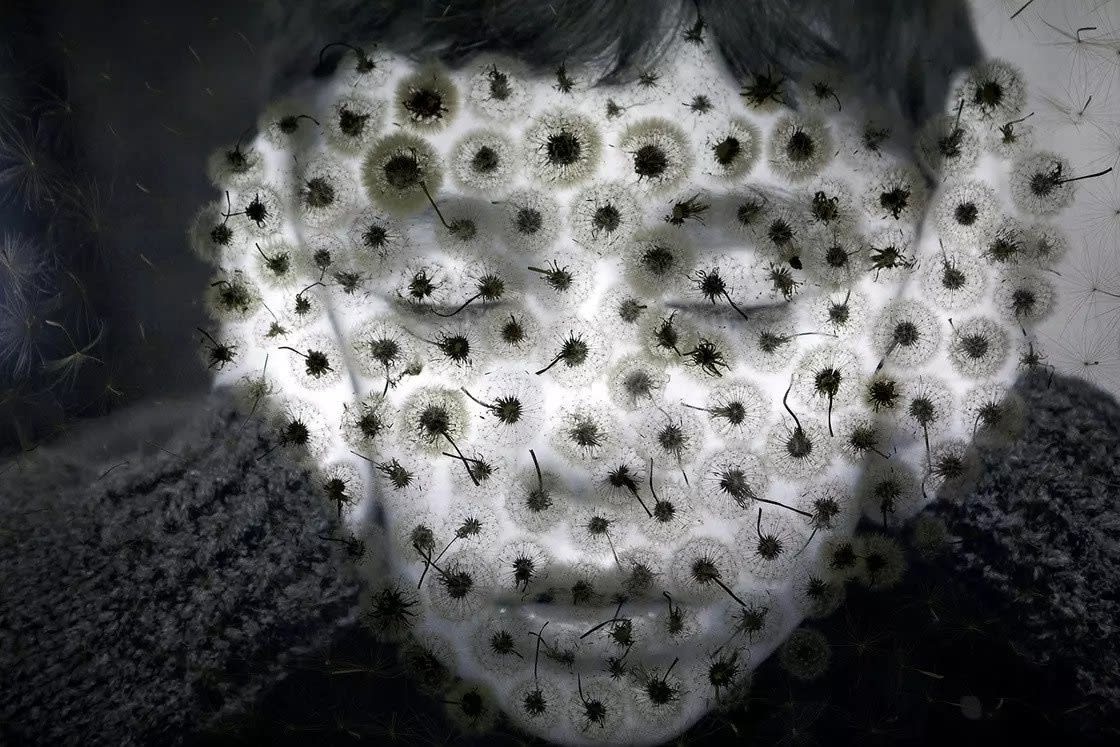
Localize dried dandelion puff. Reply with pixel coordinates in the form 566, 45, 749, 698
740, 68, 788, 112
779, 627, 831, 681
920, 245, 989, 311
922, 437, 982, 503
1010, 150, 1109, 216
862, 369, 906, 417
259, 98, 320, 150
504, 450, 568, 534
466, 56, 533, 119
324, 93, 385, 155
900, 374, 956, 449
451, 129, 519, 194
865, 225, 918, 283
871, 299, 943, 369
916, 104, 981, 179
722, 591, 787, 647
992, 267, 1055, 325
768, 113, 833, 181
341, 393, 392, 456
955, 58, 1026, 123
394, 64, 460, 131
189, 200, 243, 264
205, 135, 263, 190
398, 385, 471, 463
430, 196, 498, 259
570, 181, 642, 254
863, 164, 928, 225
697, 447, 771, 515
618, 117, 692, 194
833, 409, 895, 464
294, 155, 358, 229
622, 226, 695, 296
809, 285, 870, 338
839, 106, 900, 169
684, 378, 768, 443
858, 460, 922, 527
551, 400, 620, 467
443, 680, 500, 735
801, 229, 862, 289
764, 416, 834, 481
228, 184, 284, 240
524, 108, 602, 186
361, 132, 443, 215
280, 334, 343, 392
347, 207, 406, 267
947, 316, 1011, 378
566, 675, 628, 737
703, 116, 761, 179
962, 381, 1026, 447
607, 353, 669, 410
797, 64, 847, 115
790, 343, 862, 433
932, 180, 1001, 246
485, 308, 541, 355
803, 176, 858, 234
206, 270, 260, 324
793, 569, 846, 620
599, 285, 652, 342
535, 320, 609, 388
499, 188, 561, 254
1022, 221, 1069, 268
738, 507, 812, 584
986, 111, 1036, 159
855, 532, 906, 590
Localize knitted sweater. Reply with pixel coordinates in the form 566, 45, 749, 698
0, 392, 361, 746
1, 371, 1117, 743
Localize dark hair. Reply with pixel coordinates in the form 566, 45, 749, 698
266, 0, 981, 126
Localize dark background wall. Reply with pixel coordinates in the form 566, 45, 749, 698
1, 0, 272, 453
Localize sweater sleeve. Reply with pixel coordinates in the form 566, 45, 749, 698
928, 369, 1120, 734
0, 389, 361, 746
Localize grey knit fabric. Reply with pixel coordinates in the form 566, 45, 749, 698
0, 390, 362, 746
930, 370, 1120, 732
2, 373, 1118, 743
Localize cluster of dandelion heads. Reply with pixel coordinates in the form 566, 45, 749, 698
183, 42, 1080, 746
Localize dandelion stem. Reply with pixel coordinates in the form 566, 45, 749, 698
418, 180, 453, 230
530, 448, 543, 491
1010, 0, 1034, 20
1055, 166, 1112, 185
441, 432, 480, 486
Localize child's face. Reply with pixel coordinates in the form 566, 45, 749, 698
203, 37, 1027, 744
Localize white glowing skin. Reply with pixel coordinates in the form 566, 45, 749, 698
195, 36, 1061, 744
